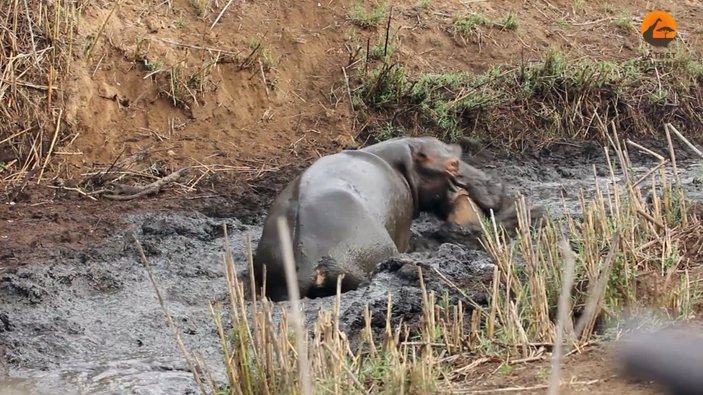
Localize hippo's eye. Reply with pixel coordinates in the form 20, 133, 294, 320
415, 151, 428, 161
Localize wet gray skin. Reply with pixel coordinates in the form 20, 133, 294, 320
1, 151, 702, 395
253, 137, 462, 301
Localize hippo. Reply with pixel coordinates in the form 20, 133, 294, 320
252, 136, 467, 301
451, 160, 545, 231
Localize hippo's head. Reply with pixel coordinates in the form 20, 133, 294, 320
406, 137, 463, 211
408, 137, 461, 179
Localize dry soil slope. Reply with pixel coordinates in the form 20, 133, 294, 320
59, 0, 703, 181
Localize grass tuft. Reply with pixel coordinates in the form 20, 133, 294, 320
497, 12, 519, 31
453, 13, 490, 35
612, 14, 635, 32
348, 2, 386, 28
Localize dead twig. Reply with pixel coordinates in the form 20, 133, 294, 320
258, 59, 269, 97
103, 167, 190, 200
210, 0, 234, 30
666, 123, 703, 159
342, 66, 354, 114
37, 109, 63, 184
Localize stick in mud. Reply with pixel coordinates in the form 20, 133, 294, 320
547, 238, 578, 395
276, 216, 313, 395
133, 235, 213, 394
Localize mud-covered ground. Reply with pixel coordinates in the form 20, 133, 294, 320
1, 147, 702, 395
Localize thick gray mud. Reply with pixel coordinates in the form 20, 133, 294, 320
2, 153, 702, 395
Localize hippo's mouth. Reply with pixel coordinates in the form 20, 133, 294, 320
448, 175, 467, 191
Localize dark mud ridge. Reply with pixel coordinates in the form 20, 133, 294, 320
1, 154, 702, 395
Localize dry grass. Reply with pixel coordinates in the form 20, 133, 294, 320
0, 0, 80, 186
138, 124, 703, 394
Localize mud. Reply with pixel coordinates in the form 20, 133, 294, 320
1, 151, 702, 395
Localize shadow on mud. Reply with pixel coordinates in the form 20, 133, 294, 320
1, 154, 701, 394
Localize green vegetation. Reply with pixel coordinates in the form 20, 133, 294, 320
351, 45, 703, 147
454, 12, 519, 35
415, 0, 430, 11
348, 2, 387, 28
453, 13, 490, 35
497, 12, 519, 31
245, 39, 278, 71
555, 19, 570, 29
368, 43, 394, 61
612, 14, 636, 32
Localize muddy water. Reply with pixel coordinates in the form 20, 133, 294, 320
1, 155, 701, 395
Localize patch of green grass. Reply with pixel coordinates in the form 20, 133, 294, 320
688, 61, 703, 82
348, 1, 386, 28
612, 14, 635, 32
368, 43, 394, 61
376, 122, 406, 139
555, 19, 570, 29
357, 65, 503, 141
648, 89, 669, 104
454, 12, 520, 35
453, 13, 490, 35
243, 39, 277, 71
497, 12, 519, 31
416, 0, 430, 10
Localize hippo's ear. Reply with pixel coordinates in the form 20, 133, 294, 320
409, 143, 430, 165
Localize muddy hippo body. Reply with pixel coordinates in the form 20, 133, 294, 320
253, 137, 461, 301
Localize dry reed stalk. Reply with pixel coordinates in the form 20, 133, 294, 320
547, 238, 577, 395
576, 230, 621, 342
134, 235, 213, 395
85, 0, 121, 58
666, 123, 703, 159
276, 216, 313, 395
210, 0, 234, 30
36, 108, 61, 183
665, 123, 688, 227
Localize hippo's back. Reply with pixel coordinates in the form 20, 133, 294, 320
294, 150, 414, 269
298, 150, 411, 221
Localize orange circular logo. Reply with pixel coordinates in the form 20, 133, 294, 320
640, 10, 677, 47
